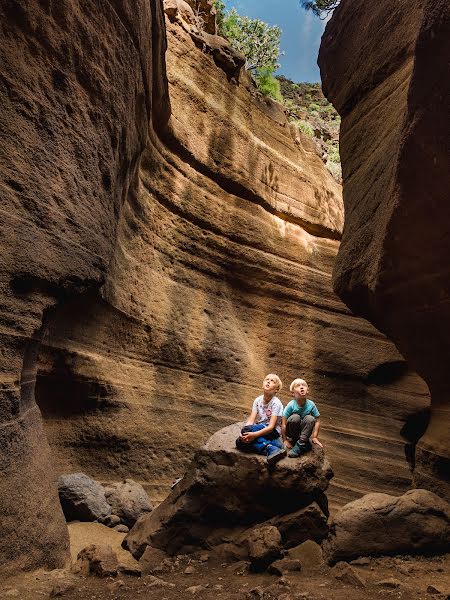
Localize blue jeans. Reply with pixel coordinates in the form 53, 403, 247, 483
235, 424, 284, 455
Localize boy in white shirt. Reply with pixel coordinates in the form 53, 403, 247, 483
236, 373, 287, 465
282, 378, 322, 457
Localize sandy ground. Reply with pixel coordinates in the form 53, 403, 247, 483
1, 524, 449, 600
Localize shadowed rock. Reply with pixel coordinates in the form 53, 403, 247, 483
323, 489, 450, 564
123, 422, 333, 558
58, 473, 111, 522
104, 479, 153, 528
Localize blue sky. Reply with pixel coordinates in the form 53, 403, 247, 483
222, 0, 329, 83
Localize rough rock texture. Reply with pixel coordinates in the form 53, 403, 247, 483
323, 489, 450, 564
123, 422, 332, 558
0, 0, 169, 575
74, 544, 119, 577
34, 0, 428, 516
58, 473, 111, 522
104, 479, 153, 528
267, 503, 329, 548
319, 0, 450, 498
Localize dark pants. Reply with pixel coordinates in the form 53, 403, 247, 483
286, 414, 316, 446
236, 424, 284, 455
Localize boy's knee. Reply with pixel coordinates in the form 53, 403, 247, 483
303, 415, 316, 424
288, 414, 301, 424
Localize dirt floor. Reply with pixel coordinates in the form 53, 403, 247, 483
1, 524, 449, 600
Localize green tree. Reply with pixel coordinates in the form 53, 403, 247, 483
221, 9, 283, 74
213, 0, 226, 33
300, 0, 339, 18
254, 68, 283, 102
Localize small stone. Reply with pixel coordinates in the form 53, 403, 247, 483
186, 585, 207, 594
350, 556, 371, 566
399, 564, 412, 575
333, 562, 366, 588
376, 578, 401, 589
287, 540, 323, 572
49, 582, 76, 597
214, 584, 223, 590
4, 590, 20, 598
427, 584, 444, 595
199, 552, 210, 562
108, 515, 121, 527
184, 565, 195, 574
113, 524, 129, 533
75, 544, 118, 577
143, 575, 175, 588
268, 558, 302, 576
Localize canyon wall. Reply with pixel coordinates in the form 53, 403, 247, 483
36, 1, 428, 514
319, 0, 449, 498
0, 0, 168, 576
1, 0, 432, 575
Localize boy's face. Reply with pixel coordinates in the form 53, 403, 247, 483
293, 380, 308, 401
262, 374, 280, 395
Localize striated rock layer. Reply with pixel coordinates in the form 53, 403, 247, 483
319, 0, 450, 498
36, 3, 428, 512
0, 0, 169, 575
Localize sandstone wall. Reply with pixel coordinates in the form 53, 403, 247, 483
0, 0, 168, 576
36, 4, 428, 514
319, 0, 449, 497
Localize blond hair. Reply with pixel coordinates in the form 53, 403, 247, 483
289, 378, 308, 393
264, 373, 282, 392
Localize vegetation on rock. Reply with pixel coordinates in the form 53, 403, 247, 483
213, 0, 282, 101
278, 76, 341, 182
300, 0, 340, 18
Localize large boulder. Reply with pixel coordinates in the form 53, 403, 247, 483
58, 473, 111, 522
123, 422, 333, 558
323, 489, 450, 564
104, 479, 153, 528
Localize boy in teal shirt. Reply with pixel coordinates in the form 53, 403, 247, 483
282, 378, 323, 457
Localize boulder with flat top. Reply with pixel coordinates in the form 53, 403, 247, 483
123, 422, 333, 559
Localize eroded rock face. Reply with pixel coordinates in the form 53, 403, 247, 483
319, 0, 450, 497
36, 0, 428, 516
0, 0, 168, 575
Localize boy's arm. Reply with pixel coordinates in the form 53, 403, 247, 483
281, 416, 287, 441
311, 416, 323, 448
241, 414, 277, 442
245, 410, 257, 426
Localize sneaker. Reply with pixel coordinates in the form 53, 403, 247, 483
288, 442, 307, 458
266, 446, 287, 465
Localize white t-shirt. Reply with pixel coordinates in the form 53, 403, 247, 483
252, 395, 283, 433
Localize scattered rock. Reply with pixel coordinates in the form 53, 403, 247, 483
287, 540, 323, 572
186, 584, 208, 594
210, 542, 248, 563
74, 544, 119, 577
199, 552, 210, 562
143, 575, 176, 588
4, 590, 20, 598
332, 561, 366, 588
49, 582, 76, 597
114, 524, 129, 533
268, 558, 302, 576
139, 546, 171, 576
427, 584, 447, 595
243, 525, 282, 571
324, 489, 450, 564
184, 565, 196, 574
103, 479, 153, 528
376, 578, 401, 589
227, 560, 250, 575
117, 562, 141, 576
58, 474, 111, 522
350, 556, 371, 566
245, 587, 264, 599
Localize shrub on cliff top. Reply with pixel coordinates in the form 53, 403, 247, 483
300, 0, 340, 18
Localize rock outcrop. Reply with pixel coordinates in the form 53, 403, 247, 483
0, 0, 169, 575
319, 0, 450, 497
123, 423, 331, 562
323, 489, 450, 564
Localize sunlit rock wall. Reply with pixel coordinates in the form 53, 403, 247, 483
37, 3, 428, 512
319, 0, 449, 497
0, 0, 168, 575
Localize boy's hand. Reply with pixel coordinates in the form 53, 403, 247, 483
284, 440, 293, 449
311, 437, 323, 448
240, 432, 257, 443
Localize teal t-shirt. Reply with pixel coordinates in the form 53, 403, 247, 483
283, 398, 320, 419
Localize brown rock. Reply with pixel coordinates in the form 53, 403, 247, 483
123, 423, 332, 558
287, 540, 323, 572
376, 578, 402, 589
319, 0, 450, 498
104, 479, 152, 528
324, 489, 450, 564
75, 544, 119, 577
139, 546, 171, 576
49, 582, 76, 597
332, 562, 366, 588
244, 525, 282, 571
267, 503, 329, 548
268, 558, 302, 576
